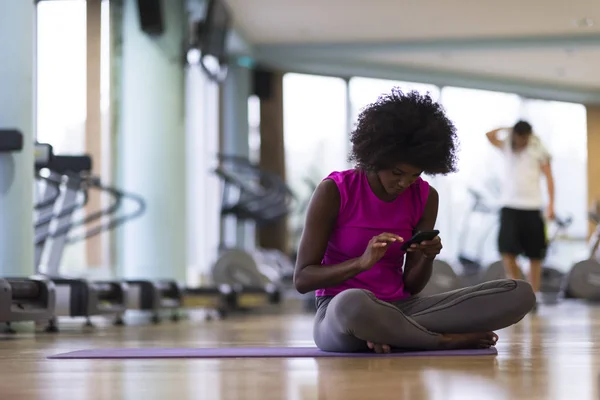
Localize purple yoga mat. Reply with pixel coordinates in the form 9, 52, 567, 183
48, 346, 497, 359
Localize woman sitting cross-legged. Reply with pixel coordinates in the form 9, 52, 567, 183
293, 89, 536, 354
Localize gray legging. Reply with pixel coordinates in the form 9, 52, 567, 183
313, 279, 536, 352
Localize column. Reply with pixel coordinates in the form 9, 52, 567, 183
108, 0, 124, 270
220, 63, 251, 249
116, 0, 186, 281
258, 69, 288, 253
0, 1, 35, 276
85, 0, 104, 269
185, 64, 221, 284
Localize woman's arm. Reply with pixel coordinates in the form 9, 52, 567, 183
293, 179, 366, 294
402, 186, 439, 295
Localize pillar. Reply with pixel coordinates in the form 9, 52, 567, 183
258, 69, 288, 253
220, 63, 251, 249
109, 0, 124, 270
0, 1, 35, 276
85, 0, 104, 269
185, 63, 221, 284
116, 0, 186, 281
587, 105, 600, 238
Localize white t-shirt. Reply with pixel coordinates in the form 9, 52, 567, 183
498, 135, 551, 210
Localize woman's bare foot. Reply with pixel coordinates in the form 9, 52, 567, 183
439, 332, 498, 350
367, 341, 391, 354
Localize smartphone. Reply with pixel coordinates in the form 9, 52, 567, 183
401, 230, 440, 250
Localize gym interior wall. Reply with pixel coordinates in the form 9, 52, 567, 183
0, 0, 36, 276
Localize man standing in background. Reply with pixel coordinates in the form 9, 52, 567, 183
486, 121, 555, 309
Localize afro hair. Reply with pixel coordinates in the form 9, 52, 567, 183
349, 88, 459, 175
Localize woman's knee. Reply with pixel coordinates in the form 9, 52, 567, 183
328, 289, 378, 331
513, 279, 536, 312
500, 279, 536, 320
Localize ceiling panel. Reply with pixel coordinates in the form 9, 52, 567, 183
363, 47, 600, 88
226, 0, 600, 43
224, 0, 600, 91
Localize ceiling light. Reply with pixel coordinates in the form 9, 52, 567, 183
574, 18, 595, 28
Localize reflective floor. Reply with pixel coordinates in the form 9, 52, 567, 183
0, 300, 599, 400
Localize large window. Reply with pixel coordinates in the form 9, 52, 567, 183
349, 77, 440, 123
345, 76, 589, 270
520, 99, 588, 238
283, 73, 348, 253
36, 0, 111, 275
437, 87, 523, 264
37, 0, 87, 153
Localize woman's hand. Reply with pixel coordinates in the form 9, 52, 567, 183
358, 233, 404, 270
406, 235, 442, 259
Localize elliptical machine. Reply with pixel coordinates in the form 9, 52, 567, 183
0, 131, 56, 333
455, 188, 500, 286
211, 154, 295, 310
34, 148, 129, 331
421, 185, 499, 294
564, 204, 600, 301
537, 216, 573, 303
34, 144, 183, 329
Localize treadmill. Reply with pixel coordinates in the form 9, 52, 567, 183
0, 130, 56, 332
209, 154, 294, 311
34, 143, 184, 327
33, 149, 129, 331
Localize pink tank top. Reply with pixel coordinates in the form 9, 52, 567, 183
315, 169, 430, 302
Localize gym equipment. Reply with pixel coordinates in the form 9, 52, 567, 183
34, 152, 129, 331
0, 131, 56, 330
35, 144, 189, 326
455, 188, 499, 286
538, 217, 573, 303
210, 154, 295, 309
48, 346, 497, 359
287, 177, 319, 313
419, 260, 463, 296
125, 280, 183, 323
421, 190, 493, 295
290, 177, 318, 263
479, 260, 510, 282
564, 207, 600, 301
34, 152, 123, 322
0, 129, 24, 151
480, 216, 572, 301
182, 284, 237, 319
0, 277, 56, 329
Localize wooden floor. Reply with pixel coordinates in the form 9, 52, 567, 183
1, 300, 599, 400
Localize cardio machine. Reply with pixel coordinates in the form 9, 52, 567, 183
34, 144, 183, 329
0, 130, 56, 332
34, 148, 129, 331
210, 154, 295, 310
421, 188, 498, 295
456, 188, 501, 285
563, 204, 600, 301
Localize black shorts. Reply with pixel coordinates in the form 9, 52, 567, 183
498, 207, 547, 260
